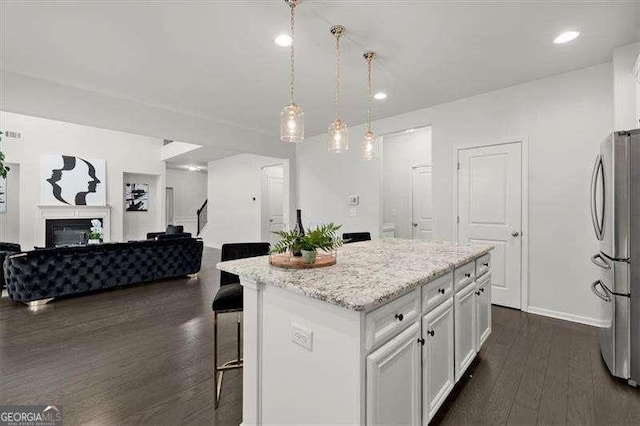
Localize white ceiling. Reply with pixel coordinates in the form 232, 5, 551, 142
1, 1, 638, 139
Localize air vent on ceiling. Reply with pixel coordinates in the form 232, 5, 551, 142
2, 130, 22, 140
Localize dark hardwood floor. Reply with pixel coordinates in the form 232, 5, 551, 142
1, 248, 638, 425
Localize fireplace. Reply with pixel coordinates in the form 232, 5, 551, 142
45, 218, 103, 248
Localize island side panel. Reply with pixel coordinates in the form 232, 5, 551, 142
258, 284, 364, 424
241, 277, 262, 425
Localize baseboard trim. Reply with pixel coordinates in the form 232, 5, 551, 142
527, 306, 605, 327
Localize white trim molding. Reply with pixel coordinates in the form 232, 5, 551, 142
36, 204, 111, 247
452, 136, 530, 313
527, 306, 606, 328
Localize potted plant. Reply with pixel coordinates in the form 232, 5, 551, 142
88, 219, 103, 244
272, 223, 343, 264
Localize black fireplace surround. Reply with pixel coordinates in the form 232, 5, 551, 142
4, 238, 203, 303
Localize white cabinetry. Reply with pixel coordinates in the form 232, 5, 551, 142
475, 273, 492, 349
366, 322, 421, 426
422, 298, 454, 423
454, 280, 477, 381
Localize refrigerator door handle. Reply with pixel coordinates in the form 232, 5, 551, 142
591, 253, 611, 270
590, 154, 605, 241
591, 280, 611, 302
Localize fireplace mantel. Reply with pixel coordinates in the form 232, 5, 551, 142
36, 205, 111, 247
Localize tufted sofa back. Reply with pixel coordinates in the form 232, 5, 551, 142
4, 238, 203, 303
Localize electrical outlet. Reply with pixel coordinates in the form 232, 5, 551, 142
347, 195, 359, 205
291, 323, 313, 351
391, 209, 397, 217
349, 207, 357, 217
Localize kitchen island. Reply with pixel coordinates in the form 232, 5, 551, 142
217, 238, 492, 425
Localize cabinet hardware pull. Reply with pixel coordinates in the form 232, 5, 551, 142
438, 288, 445, 294
480, 288, 485, 293
475, 291, 481, 296
418, 338, 425, 345
464, 272, 471, 278
483, 262, 489, 267
394, 313, 404, 321
427, 330, 435, 337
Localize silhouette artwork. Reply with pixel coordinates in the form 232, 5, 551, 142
125, 183, 148, 211
42, 155, 106, 206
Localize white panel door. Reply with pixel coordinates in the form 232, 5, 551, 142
411, 165, 433, 240
262, 166, 284, 245
458, 143, 522, 309
422, 298, 454, 423
366, 322, 421, 426
454, 283, 477, 382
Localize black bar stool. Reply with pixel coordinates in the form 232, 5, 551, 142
342, 232, 371, 244
212, 242, 270, 408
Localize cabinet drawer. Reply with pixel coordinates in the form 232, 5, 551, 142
454, 261, 475, 291
422, 272, 453, 313
365, 289, 420, 351
475, 253, 490, 278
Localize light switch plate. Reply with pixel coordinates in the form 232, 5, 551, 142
347, 195, 359, 205
290, 323, 313, 351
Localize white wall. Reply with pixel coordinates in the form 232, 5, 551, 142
0, 111, 165, 249
613, 42, 640, 130
166, 168, 208, 235
297, 63, 612, 325
123, 172, 163, 241
382, 128, 432, 239
0, 163, 20, 244
207, 153, 290, 249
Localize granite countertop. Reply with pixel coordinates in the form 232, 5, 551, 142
217, 239, 492, 312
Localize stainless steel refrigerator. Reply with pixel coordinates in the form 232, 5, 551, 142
590, 129, 640, 386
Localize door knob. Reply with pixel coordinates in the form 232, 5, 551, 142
412, 223, 418, 227
511, 231, 520, 237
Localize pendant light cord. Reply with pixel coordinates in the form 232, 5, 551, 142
289, 1, 296, 105
367, 55, 372, 133
334, 31, 341, 120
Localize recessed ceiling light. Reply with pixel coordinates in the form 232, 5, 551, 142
553, 31, 579, 44
405, 128, 416, 133
274, 34, 292, 47
374, 92, 387, 100
186, 165, 199, 171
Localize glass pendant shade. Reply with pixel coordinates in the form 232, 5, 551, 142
280, 103, 304, 142
327, 118, 349, 153
361, 130, 377, 160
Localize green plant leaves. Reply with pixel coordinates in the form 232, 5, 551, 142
271, 222, 343, 254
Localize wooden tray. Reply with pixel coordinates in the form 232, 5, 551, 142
269, 252, 337, 269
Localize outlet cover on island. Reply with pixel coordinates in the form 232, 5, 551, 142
349, 207, 357, 217
291, 323, 313, 351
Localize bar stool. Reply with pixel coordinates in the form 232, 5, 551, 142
212, 242, 270, 408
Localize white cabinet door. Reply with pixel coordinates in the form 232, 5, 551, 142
454, 283, 477, 382
476, 274, 492, 350
367, 322, 421, 426
422, 298, 454, 423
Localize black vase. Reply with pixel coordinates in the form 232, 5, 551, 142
293, 209, 304, 257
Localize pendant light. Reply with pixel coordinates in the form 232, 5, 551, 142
327, 25, 348, 153
362, 51, 378, 160
280, 0, 304, 142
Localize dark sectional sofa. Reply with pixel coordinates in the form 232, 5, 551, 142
4, 238, 203, 304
